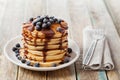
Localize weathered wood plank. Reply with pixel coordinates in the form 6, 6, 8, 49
0, 0, 25, 80
68, 0, 108, 80
46, 0, 76, 80
85, 0, 120, 80
103, 0, 120, 36
17, 0, 47, 80
103, 0, 120, 79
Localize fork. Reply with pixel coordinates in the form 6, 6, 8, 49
83, 29, 104, 65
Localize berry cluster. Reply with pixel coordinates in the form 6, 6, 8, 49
30, 15, 63, 31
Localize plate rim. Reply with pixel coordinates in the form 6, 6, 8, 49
4, 35, 80, 71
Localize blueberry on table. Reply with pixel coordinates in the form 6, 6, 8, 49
34, 63, 40, 67
26, 61, 31, 66
16, 43, 20, 48
68, 48, 72, 53
12, 47, 17, 52
21, 59, 26, 63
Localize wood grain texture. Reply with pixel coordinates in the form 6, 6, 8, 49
0, 0, 24, 80
68, 0, 107, 80
103, 0, 120, 79
0, 0, 120, 80
103, 0, 120, 36
85, 0, 120, 80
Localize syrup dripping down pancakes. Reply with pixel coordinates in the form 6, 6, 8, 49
18, 16, 71, 67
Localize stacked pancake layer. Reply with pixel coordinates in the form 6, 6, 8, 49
20, 16, 68, 67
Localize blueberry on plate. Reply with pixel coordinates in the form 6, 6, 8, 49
68, 48, 72, 53
34, 63, 40, 67
63, 57, 70, 63
21, 59, 26, 63
17, 56, 22, 60
15, 53, 19, 57
15, 49, 19, 53
51, 63, 57, 67
12, 47, 17, 52
26, 61, 31, 66
16, 43, 20, 48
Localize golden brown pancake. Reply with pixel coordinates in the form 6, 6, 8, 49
19, 16, 69, 67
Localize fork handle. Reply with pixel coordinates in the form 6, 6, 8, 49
83, 39, 98, 65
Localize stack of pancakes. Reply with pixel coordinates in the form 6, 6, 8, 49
20, 16, 68, 67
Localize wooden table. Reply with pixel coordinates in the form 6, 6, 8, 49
0, 0, 120, 80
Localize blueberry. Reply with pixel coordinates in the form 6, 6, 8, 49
58, 19, 63, 23
17, 56, 22, 60
34, 63, 40, 67
36, 22, 42, 26
44, 15, 49, 19
21, 59, 26, 63
68, 48, 72, 53
16, 43, 20, 48
36, 25, 42, 31
49, 16, 54, 19
49, 19, 54, 23
43, 18, 49, 23
51, 63, 57, 67
29, 17, 34, 22
56, 27, 63, 32
32, 18, 41, 26
12, 47, 17, 52
42, 23, 48, 29
53, 18, 58, 22
37, 16, 40, 18
64, 57, 69, 63
39, 17, 44, 22
47, 22, 51, 27
15, 49, 19, 53
26, 61, 31, 66
15, 53, 19, 57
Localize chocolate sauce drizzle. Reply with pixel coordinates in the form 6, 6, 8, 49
22, 20, 68, 63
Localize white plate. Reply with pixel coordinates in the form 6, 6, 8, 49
4, 35, 80, 71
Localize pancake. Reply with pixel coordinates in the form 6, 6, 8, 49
19, 15, 69, 67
